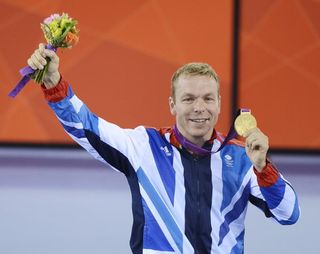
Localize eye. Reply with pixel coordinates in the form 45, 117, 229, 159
182, 97, 194, 103
205, 97, 215, 102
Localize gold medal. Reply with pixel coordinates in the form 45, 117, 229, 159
234, 109, 257, 136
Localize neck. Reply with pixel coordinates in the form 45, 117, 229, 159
173, 125, 212, 156
187, 137, 206, 147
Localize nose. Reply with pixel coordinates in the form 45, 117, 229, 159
193, 99, 205, 113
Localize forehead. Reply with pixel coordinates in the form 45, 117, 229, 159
175, 75, 219, 96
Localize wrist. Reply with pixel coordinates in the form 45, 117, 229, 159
43, 72, 61, 89
253, 160, 279, 187
41, 77, 68, 103
254, 161, 267, 173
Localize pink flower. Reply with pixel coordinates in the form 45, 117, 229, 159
43, 13, 60, 24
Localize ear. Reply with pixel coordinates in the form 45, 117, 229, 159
169, 97, 176, 116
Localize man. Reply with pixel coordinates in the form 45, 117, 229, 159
28, 44, 300, 254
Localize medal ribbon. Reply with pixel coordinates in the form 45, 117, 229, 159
173, 109, 250, 155
8, 44, 57, 98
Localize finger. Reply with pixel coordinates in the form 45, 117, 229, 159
27, 45, 49, 70
27, 58, 38, 70
250, 139, 262, 151
44, 49, 59, 64
37, 44, 48, 59
39, 43, 45, 51
34, 50, 47, 65
38, 42, 59, 63
245, 131, 258, 146
29, 53, 45, 70
246, 137, 257, 150
249, 136, 269, 152
243, 127, 259, 139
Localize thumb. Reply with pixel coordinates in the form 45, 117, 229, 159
44, 49, 59, 63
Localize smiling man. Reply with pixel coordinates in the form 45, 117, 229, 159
169, 73, 221, 147
27, 44, 300, 254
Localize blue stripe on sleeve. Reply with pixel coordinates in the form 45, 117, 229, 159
260, 176, 286, 209
48, 85, 81, 123
78, 103, 100, 136
278, 195, 300, 225
50, 99, 82, 124
49, 85, 99, 137
66, 84, 74, 98
62, 123, 86, 139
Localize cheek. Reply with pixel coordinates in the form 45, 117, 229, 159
173, 104, 194, 119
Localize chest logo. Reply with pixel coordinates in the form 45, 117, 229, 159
224, 154, 234, 167
161, 146, 172, 156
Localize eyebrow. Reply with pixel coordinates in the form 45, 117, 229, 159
181, 93, 195, 97
181, 92, 215, 97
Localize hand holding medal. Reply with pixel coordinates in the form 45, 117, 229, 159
234, 109, 268, 172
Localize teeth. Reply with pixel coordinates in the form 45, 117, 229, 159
191, 119, 207, 123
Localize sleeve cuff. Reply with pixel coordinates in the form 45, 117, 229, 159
41, 78, 69, 103
253, 161, 279, 187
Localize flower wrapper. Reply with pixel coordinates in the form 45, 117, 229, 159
8, 13, 79, 98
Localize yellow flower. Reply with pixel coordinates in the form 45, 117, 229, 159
48, 20, 59, 31
60, 17, 71, 28
52, 28, 62, 38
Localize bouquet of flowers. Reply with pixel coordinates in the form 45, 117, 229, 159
33, 13, 79, 83
8, 13, 79, 97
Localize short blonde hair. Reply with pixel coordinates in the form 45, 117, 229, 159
171, 62, 220, 100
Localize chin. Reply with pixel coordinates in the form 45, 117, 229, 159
191, 127, 213, 139
189, 130, 209, 139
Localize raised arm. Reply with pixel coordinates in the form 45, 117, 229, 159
244, 128, 300, 224
27, 44, 148, 175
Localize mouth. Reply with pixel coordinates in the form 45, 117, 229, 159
190, 118, 210, 123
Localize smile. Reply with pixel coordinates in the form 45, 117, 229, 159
190, 118, 209, 123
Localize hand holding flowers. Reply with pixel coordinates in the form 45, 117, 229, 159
8, 13, 79, 97
33, 13, 79, 84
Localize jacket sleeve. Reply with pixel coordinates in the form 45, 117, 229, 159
249, 161, 300, 225
42, 79, 148, 175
